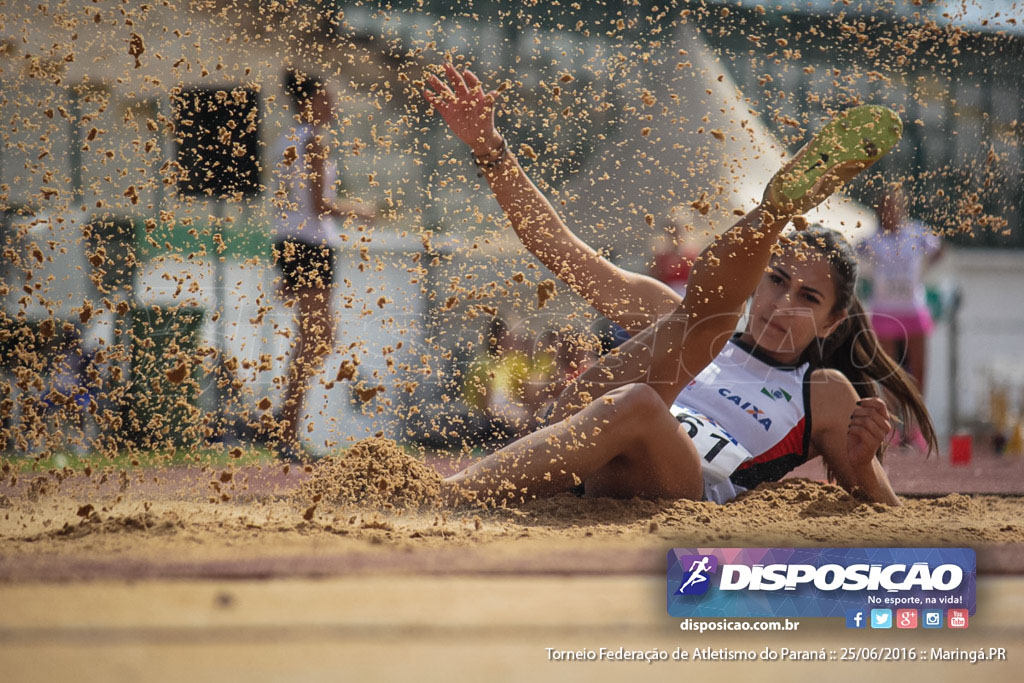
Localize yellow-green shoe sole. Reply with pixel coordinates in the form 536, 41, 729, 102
773, 105, 903, 205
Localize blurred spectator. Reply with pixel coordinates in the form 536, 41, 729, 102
461, 318, 560, 445
40, 326, 96, 455
650, 212, 701, 297
528, 328, 600, 420
858, 184, 943, 447
268, 68, 373, 461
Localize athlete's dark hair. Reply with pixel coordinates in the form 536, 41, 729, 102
789, 226, 938, 468
283, 69, 326, 114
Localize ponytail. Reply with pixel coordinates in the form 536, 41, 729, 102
794, 228, 939, 466
805, 296, 938, 463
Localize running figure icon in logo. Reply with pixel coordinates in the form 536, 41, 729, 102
677, 555, 719, 595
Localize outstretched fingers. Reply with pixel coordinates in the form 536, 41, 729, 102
428, 73, 455, 97
462, 67, 482, 91
422, 87, 439, 110
462, 69, 500, 105
444, 61, 469, 98
423, 73, 454, 108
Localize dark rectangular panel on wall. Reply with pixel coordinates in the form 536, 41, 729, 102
173, 87, 261, 197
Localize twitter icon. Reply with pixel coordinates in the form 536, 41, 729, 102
870, 609, 892, 629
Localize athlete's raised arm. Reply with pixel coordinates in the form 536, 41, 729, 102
423, 62, 681, 334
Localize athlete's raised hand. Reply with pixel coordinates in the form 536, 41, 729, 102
423, 62, 504, 157
846, 396, 892, 469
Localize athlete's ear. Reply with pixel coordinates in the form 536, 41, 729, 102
822, 309, 848, 338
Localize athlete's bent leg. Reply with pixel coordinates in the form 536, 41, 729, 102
549, 105, 903, 421
548, 203, 790, 422
444, 383, 703, 504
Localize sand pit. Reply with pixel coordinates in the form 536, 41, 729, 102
3, 438, 1023, 581
3, 451, 1024, 683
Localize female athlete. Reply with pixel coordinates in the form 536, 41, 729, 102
423, 63, 935, 507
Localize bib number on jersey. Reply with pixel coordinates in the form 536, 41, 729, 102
669, 404, 754, 482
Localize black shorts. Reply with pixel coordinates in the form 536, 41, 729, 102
274, 237, 334, 290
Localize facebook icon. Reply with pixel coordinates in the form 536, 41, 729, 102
845, 609, 866, 629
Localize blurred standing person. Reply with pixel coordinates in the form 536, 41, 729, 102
460, 318, 549, 444
528, 329, 598, 425
460, 318, 520, 448
650, 211, 701, 298
858, 184, 942, 448
269, 69, 373, 461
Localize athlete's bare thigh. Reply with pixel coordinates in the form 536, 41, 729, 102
584, 412, 703, 500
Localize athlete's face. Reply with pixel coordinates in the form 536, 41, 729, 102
746, 247, 847, 361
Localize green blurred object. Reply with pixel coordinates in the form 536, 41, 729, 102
856, 276, 873, 302
855, 279, 944, 322
123, 305, 205, 449
925, 286, 943, 322
132, 217, 272, 262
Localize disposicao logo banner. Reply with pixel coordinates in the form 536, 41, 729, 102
667, 548, 976, 618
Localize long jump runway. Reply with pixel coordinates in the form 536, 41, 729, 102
0, 576, 1021, 682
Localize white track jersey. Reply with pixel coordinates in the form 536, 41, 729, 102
857, 220, 940, 313
271, 124, 339, 246
672, 334, 813, 504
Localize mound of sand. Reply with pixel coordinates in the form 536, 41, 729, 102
298, 437, 444, 512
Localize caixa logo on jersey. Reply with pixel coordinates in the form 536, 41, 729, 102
667, 548, 976, 619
